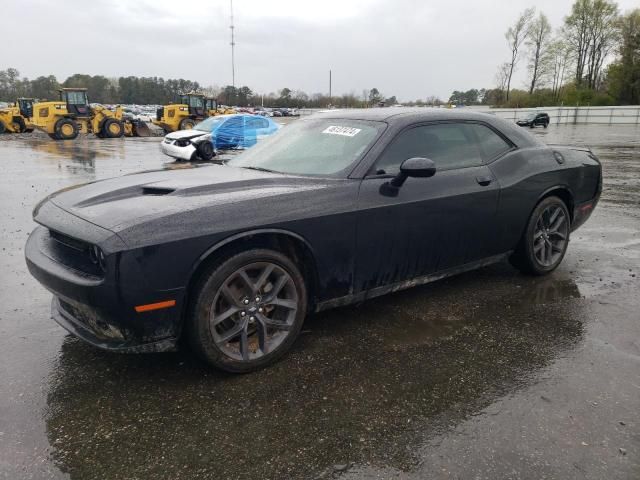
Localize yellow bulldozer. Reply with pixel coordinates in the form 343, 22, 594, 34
30, 88, 151, 140
0, 98, 36, 133
152, 93, 235, 133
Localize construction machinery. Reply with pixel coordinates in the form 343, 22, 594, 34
30, 88, 151, 140
153, 93, 236, 133
0, 98, 36, 133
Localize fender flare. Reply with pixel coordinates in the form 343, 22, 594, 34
187, 228, 318, 284
535, 184, 575, 215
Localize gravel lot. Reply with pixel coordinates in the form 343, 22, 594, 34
0, 124, 638, 479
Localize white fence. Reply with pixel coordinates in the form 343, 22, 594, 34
299, 106, 640, 125
489, 106, 640, 125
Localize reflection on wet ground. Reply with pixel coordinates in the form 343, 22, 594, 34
1, 125, 639, 479
43, 266, 587, 479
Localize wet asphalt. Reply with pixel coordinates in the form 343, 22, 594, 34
0, 124, 639, 480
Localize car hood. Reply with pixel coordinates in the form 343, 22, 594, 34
40, 165, 337, 243
165, 129, 209, 140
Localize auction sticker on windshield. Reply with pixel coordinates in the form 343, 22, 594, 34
322, 126, 362, 137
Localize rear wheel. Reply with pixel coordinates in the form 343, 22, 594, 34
102, 118, 124, 138
0, 120, 6, 134
179, 118, 196, 130
510, 196, 570, 275
544, 121, 548, 129
54, 118, 79, 140
187, 249, 307, 373
197, 141, 215, 161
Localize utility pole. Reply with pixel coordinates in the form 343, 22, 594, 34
230, 0, 236, 88
329, 69, 332, 107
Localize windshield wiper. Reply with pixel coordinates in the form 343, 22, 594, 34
242, 166, 279, 173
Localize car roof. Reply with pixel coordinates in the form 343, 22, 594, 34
313, 108, 543, 147
313, 107, 497, 122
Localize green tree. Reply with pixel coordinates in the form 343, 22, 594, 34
606, 9, 640, 104
30, 75, 60, 101
368, 88, 382, 105
564, 0, 620, 89
278, 87, 292, 106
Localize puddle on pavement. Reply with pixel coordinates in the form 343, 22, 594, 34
42, 261, 588, 479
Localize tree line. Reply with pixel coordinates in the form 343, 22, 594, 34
0, 68, 401, 109
449, 1, 639, 107
0, 71, 202, 105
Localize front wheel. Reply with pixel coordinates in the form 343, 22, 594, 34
197, 141, 215, 161
187, 249, 307, 372
510, 196, 571, 275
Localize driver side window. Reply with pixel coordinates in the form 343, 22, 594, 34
373, 123, 484, 175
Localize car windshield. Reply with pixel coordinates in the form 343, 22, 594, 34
525, 113, 536, 120
194, 116, 230, 131
227, 118, 385, 175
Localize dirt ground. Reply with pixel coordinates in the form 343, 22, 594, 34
0, 124, 638, 479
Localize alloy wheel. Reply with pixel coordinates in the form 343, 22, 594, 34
533, 205, 568, 267
209, 262, 298, 361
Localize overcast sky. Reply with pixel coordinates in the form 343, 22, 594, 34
3, 0, 636, 101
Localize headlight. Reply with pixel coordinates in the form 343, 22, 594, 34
175, 139, 191, 147
89, 245, 107, 272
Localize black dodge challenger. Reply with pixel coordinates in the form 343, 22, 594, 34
26, 109, 601, 372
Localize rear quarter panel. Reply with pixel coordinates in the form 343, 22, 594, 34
488, 145, 601, 253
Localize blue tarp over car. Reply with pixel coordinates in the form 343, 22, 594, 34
206, 114, 280, 149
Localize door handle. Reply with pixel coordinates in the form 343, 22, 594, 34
476, 175, 493, 186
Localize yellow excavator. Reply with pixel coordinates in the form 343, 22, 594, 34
0, 98, 36, 133
153, 93, 235, 133
30, 88, 151, 140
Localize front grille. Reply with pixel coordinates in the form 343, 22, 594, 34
50, 230, 90, 252
44, 229, 103, 278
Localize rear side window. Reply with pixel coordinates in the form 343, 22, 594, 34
374, 123, 484, 174
469, 124, 512, 161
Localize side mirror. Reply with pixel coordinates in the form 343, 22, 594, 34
390, 157, 436, 187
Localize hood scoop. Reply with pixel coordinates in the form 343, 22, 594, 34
142, 186, 176, 196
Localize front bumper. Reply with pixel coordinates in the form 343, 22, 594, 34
52, 296, 177, 353
160, 140, 196, 161
26, 224, 182, 353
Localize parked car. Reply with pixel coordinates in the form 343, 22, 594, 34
517, 112, 550, 128
161, 114, 279, 161
25, 109, 601, 372
160, 116, 220, 161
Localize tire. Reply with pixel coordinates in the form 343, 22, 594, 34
14, 117, 26, 133
197, 141, 215, 161
102, 118, 124, 138
510, 196, 571, 276
544, 122, 548, 129
0, 120, 6, 134
529, 123, 535, 128
187, 248, 307, 373
179, 118, 196, 130
54, 118, 79, 140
